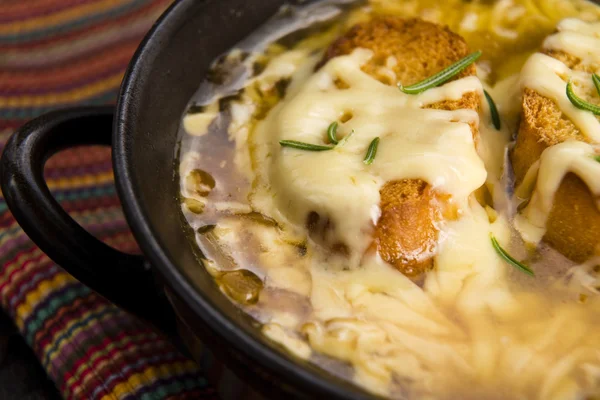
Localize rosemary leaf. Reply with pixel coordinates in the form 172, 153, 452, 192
593, 73, 600, 96
279, 140, 333, 151
399, 50, 482, 94
363, 137, 380, 165
327, 121, 339, 144
337, 130, 355, 147
484, 90, 501, 130
490, 234, 535, 277
566, 81, 600, 116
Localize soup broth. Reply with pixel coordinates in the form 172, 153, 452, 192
177, 1, 600, 399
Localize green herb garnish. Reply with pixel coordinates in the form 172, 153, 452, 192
327, 121, 339, 144
363, 137, 380, 165
593, 73, 600, 96
398, 50, 482, 94
490, 234, 535, 277
484, 90, 501, 130
280, 124, 354, 152
279, 140, 334, 151
337, 129, 355, 147
566, 80, 600, 116
594, 155, 600, 163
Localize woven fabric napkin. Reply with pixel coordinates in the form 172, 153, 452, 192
0, 1, 220, 399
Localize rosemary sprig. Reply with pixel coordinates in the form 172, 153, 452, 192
327, 121, 339, 144
398, 50, 482, 94
363, 137, 380, 165
279, 140, 334, 151
593, 73, 600, 96
484, 90, 501, 130
279, 123, 353, 152
490, 234, 535, 277
566, 80, 600, 116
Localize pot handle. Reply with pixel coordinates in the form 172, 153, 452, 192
0, 107, 175, 333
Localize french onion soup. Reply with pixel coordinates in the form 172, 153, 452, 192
177, 0, 600, 398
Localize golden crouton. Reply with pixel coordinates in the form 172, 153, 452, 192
321, 17, 479, 112
512, 49, 592, 183
512, 49, 600, 262
373, 180, 446, 277
545, 173, 600, 262
321, 17, 480, 277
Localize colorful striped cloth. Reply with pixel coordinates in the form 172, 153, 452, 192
0, 1, 219, 399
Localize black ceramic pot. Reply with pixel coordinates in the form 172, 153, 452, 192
0, 1, 373, 399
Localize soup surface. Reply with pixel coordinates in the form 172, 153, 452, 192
177, 1, 600, 399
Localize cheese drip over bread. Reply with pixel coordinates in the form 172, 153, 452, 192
516, 141, 600, 243
251, 49, 486, 265
516, 19, 600, 246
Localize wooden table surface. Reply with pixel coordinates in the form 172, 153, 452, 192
0, 310, 60, 399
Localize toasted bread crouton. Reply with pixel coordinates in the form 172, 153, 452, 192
321, 17, 479, 112
374, 180, 444, 277
511, 87, 589, 183
512, 49, 600, 262
321, 17, 480, 277
512, 49, 593, 184
545, 173, 600, 262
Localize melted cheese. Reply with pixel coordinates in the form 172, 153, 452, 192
565, 256, 600, 295
251, 49, 486, 263
179, 7, 600, 399
520, 53, 600, 142
299, 203, 517, 396
515, 141, 600, 243
478, 74, 515, 207
183, 111, 218, 137
516, 18, 600, 243
286, 204, 600, 399
519, 19, 600, 143
263, 323, 312, 359
544, 18, 600, 63
241, 43, 600, 399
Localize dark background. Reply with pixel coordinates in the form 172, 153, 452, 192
0, 310, 60, 400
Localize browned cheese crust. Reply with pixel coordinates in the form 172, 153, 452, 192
320, 17, 480, 277
511, 49, 600, 262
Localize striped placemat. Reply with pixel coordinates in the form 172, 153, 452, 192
0, 1, 220, 399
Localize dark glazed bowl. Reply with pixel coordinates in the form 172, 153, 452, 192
0, 0, 374, 399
